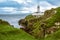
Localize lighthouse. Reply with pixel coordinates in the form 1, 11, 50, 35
37, 5, 40, 13
32, 5, 41, 18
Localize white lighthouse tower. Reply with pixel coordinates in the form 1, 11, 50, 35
32, 5, 42, 18
37, 5, 40, 13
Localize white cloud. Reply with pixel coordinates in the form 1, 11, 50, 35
20, 11, 30, 13
19, 7, 30, 13
0, 7, 18, 14
0, 7, 31, 14
22, 5, 37, 13
0, 7, 16, 12
29, 6, 37, 13
12, 0, 33, 5
26, 0, 32, 3
40, 1, 57, 12
20, 1, 58, 13
0, 0, 58, 14
12, 0, 26, 4
13, 0, 32, 3
0, 0, 6, 2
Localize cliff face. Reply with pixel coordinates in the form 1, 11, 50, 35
18, 7, 60, 39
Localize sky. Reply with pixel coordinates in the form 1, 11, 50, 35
0, 0, 60, 14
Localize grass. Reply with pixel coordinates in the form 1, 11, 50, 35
44, 29, 60, 40
0, 22, 37, 40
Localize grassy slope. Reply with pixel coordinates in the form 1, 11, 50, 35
42, 7, 60, 40
0, 21, 36, 40
45, 30, 60, 40
23, 7, 60, 40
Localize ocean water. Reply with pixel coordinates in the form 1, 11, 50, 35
0, 14, 30, 28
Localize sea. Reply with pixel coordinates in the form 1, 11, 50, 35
0, 14, 30, 28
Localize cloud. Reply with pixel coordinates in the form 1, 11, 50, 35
0, 1, 23, 8
46, 0, 60, 6
12, 0, 33, 4
0, 0, 38, 14
0, 7, 16, 12
0, 7, 17, 14
21, 1, 58, 13
12, 0, 33, 6
0, 0, 6, 2
40, 1, 57, 12
0, 0, 59, 14
13, 0, 26, 4
20, 11, 30, 13
0, 7, 31, 14
12, 0, 36, 7
22, 5, 37, 13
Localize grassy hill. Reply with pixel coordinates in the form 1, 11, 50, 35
0, 19, 36, 40
42, 7, 60, 40
18, 7, 60, 40
45, 29, 60, 40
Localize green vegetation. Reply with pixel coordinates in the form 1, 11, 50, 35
18, 7, 60, 40
0, 19, 36, 40
45, 29, 60, 40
